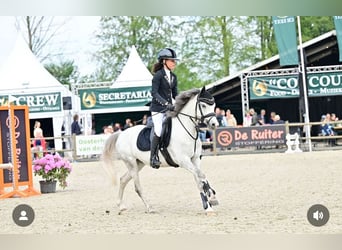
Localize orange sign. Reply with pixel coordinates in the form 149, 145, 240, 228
0, 105, 40, 198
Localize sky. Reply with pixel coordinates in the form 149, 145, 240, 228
0, 16, 101, 76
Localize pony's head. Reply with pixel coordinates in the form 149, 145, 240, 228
171, 87, 219, 129
197, 87, 219, 129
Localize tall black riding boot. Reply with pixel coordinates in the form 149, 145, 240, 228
150, 134, 161, 169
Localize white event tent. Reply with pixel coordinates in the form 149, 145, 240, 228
0, 35, 79, 151
110, 45, 153, 90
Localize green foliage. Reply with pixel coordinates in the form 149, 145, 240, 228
91, 16, 335, 90
252, 16, 277, 60
94, 16, 178, 82
44, 60, 79, 89
300, 16, 334, 42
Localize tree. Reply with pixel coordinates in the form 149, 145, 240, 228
92, 16, 336, 89
15, 16, 68, 62
180, 16, 258, 83
300, 16, 334, 42
93, 16, 178, 82
252, 16, 277, 61
44, 60, 79, 90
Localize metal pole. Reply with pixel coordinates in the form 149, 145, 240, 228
297, 16, 312, 152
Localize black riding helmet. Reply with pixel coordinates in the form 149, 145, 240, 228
157, 48, 179, 61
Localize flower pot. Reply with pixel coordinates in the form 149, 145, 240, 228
39, 180, 57, 193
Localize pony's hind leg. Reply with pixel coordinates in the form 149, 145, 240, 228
117, 171, 132, 214
119, 159, 151, 213
130, 160, 152, 213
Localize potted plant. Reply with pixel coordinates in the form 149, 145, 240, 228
32, 153, 72, 193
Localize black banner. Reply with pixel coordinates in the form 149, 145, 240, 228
0, 108, 29, 183
0, 110, 12, 183
215, 125, 286, 148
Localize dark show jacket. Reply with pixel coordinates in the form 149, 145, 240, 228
150, 68, 178, 112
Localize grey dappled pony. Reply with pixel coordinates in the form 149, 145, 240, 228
101, 87, 219, 214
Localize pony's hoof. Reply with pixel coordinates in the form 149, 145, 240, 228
206, 211, 217, 216
145, 207, 157, 214
209, 198, 219, 206
118, 206, 127, 215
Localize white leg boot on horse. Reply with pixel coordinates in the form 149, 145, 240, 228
150, 134, 161, 169
201, 180, 219, 215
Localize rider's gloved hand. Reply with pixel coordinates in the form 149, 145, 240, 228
166, 103, 175, 111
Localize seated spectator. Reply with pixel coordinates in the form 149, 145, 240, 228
273, 114, 285, 124
249, 108, 259, 126
321, 114, 337, 146
257, 109, 267, 125
199, 130, 207, 142
243, 110, 252, 127
123, 118, 134, 130
114, 123, 122, 132
215, 107, 225, 127
269, 111, 276, 125
220, 109, 228, 126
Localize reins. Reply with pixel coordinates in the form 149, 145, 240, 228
174, 94, 216, 154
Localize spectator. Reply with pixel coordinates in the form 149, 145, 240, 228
269, 111, 276, 125
123, 118, 133, 130
114, 123, 122, 132
249, 108, 259, 126
273, 114, 285, 124
71, 114, 82, 135
220, 109, 228, 126
33, 121, 46, 158
225, 109, 237, 127
104, 125, 114, 134
257, 109, 267, 125
141, 114, 148, 125
243, 109, 252, 127
321, 114, 337, 146
215, 107, 224, 127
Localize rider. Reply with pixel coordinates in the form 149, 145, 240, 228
150, 48, 179, 169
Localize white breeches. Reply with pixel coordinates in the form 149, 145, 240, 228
151, 112, 166, 137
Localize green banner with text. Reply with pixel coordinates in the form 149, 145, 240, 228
0, 92, 62, 113
334, 16, 342, 62
79, 86, 152, 110
272, 16, 299, 66
249, 71, 342, 100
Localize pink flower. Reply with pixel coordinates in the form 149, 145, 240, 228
33, 165, 42, 171
33, 153, 72, 189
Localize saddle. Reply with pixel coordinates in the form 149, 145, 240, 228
136, 117, 179, 167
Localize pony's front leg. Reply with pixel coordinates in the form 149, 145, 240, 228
201, 180, 219, 207
181, 158, 219, 213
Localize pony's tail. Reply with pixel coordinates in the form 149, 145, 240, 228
101, 132, 121, 186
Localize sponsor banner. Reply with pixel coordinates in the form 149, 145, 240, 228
75, 134, 111, 155
0, 108, 30, 183
272, 16, 299, 66
334, 16, 342, 62
215, 125, 286, 148
79, 86, 152, 110
0, 92, 62, 113
249, 71, 342, 100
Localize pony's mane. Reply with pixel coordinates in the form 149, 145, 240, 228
168, 88, 200, 117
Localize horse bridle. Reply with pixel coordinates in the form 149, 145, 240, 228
176, 93, 216, 141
